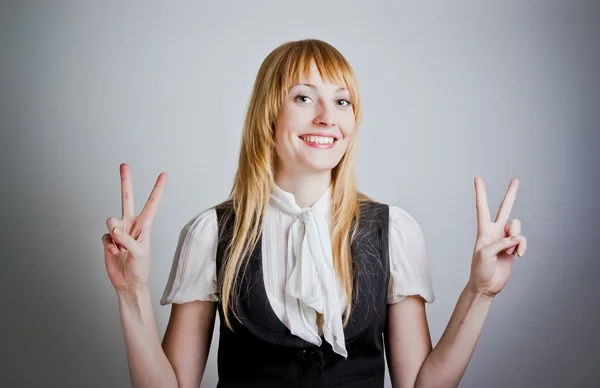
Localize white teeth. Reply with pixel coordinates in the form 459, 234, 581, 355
301, 136, 335, 144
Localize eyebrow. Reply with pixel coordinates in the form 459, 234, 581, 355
292, 83, 348, 93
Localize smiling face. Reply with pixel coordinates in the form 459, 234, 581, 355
274, 61, 356, 174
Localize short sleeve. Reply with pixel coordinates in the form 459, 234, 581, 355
159, 207, 219, 305
387, 206, 435, 304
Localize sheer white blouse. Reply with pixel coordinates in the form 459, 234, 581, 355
160, 184, 435, 358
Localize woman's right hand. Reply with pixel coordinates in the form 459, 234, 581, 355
102, 163, 168, 292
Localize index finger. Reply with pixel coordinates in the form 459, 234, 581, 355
120, 163, 135, 219
475, 176, 490, 228
495, 178, 519, 224
139, 172, 168, 227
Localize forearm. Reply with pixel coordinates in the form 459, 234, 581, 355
117, 285, 179, 388
415, 284, 493, 388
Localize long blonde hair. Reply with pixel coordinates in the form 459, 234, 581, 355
218, 39, 369, 330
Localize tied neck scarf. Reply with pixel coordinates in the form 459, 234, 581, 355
269, 184, 347, 358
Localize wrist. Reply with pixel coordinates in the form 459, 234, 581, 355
116, 284, 154, 324
116, 284, 150, 302
465, 281, 495, 303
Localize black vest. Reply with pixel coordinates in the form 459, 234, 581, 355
214, 200, 390, 388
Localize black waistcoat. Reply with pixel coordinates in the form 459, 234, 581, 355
214, 200, 390, 388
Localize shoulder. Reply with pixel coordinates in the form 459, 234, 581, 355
182, 197, 235, 232
356, 193, 389, 223
177, 206, 219, 245
213, 198, 234, 215
161, 207, 221, 305
356, 194, 422, 232
388, 205, 423, 232
357, 194, 425, 242
387, 205, 426, 249
386, 205, 434, 304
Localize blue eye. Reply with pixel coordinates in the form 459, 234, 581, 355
294, 95, 313, 104
294, 94, 352, 107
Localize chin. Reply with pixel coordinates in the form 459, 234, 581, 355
304, 164, 336, 172
300, 157, 342, 172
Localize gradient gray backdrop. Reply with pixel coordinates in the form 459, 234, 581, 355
1, 1, 599, 387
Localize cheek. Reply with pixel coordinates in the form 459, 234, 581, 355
339, 117, 357, 140
275, 127, 297, 154
275, 111, 301, 141
275, 112, 290, 140
274, 116, 299, 161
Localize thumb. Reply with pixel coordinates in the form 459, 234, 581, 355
111, 227, 143, 257
481, 235, 521, 258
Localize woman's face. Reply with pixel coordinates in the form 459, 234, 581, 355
274, 62, 356, 174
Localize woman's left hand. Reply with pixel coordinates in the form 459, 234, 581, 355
468, 176, 528, 299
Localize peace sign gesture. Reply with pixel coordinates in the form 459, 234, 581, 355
467, 177, 528, 298
101, 163, 168, 292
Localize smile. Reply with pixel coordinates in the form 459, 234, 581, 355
299, 135, 337, 149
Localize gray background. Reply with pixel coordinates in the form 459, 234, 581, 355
1, 1, 598, 387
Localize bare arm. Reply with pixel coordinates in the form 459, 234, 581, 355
117, 285, 216, 388
162, 299, 217, 388
384, 287, 493, 388
385, 295, 432, 388
412, 178, 527, 387
386, 177, 529, 387
117, 286, 178, 388
414, 286, 492, 388
104, 165, 218, 387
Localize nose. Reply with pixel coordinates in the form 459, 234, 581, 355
313, 100, 336, 127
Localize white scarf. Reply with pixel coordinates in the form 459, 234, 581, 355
269, 184, 347, 358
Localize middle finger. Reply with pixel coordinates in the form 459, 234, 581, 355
138, 172, 167, 227
495, 178, 519, 224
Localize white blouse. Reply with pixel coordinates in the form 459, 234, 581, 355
160, 184, 435, 358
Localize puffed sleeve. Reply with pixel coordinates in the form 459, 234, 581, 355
160, 207, 219, 305
387, 206, 435, 304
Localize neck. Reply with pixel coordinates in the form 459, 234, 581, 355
274, 166, 332, 209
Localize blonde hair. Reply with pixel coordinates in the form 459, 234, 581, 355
218, 39, 370, 330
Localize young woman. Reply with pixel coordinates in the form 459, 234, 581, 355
102, 39, 527, 388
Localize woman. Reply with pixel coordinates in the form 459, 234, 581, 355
102, 39, 527, 388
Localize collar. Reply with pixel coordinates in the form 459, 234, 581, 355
270, 183, 332, 217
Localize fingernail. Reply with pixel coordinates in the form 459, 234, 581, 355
511, 235, 521, 242
113, 227, 121, 237
110, 247, 119, 255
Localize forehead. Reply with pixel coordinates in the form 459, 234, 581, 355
295, 61, 348, 89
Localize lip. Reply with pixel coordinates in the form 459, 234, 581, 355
299, 132, 340, 140
298, 132, 339, 149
